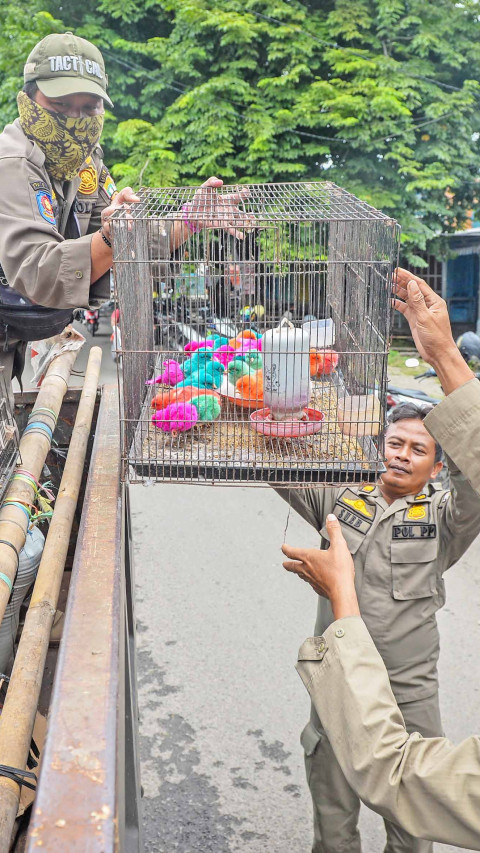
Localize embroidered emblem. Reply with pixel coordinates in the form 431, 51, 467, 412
361, 484, 375, 493
36, 191, 56, 225
414, 493, 427, 501
30, 179, 50, 193
103, 174, 117, 199
341, 496, 373, 518
78, 163, 98, 195
406, 505, 427, 521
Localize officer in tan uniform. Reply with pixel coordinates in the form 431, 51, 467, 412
277, 270, 480, 853
0, 31, 245, 402
281, 277, 480, 847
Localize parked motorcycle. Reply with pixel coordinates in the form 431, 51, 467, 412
83, 308, 99, 336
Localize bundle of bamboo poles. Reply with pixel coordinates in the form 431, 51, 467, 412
0, 346, 102, 849
0, 347, 79, 627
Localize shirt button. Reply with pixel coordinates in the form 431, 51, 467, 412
75, 270, 83, 279
335, 628, 345, 638
317, 640, 326, 652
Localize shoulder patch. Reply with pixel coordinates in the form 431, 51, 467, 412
103, 174, 118, 199
36, 190, 56, 225
99, 166, 118, 199
339, 489, 374, 519
78, 163, 98, 195
30, 179, 50, 194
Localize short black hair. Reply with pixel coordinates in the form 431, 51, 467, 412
387, 402, 443, 464
22, 82, 38, 98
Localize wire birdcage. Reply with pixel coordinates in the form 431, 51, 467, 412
112, 181, 400, 486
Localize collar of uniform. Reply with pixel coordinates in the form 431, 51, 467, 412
405, 484, 435, 504
359, 484, 381, 500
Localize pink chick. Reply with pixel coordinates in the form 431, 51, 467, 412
238, 338, 262, 352
184, 340, 214, 353
151, 401, 199, 433
212, 344, 236, 367
145, 360, 184, 387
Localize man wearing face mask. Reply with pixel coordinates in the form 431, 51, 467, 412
0, 32, 244, 402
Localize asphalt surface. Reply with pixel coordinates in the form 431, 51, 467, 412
43, 329, 479, 852
131, 480, 480, 853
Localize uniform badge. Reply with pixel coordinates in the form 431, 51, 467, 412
340, 495, 373, 518
78, 163, 98, 195
36, 191, 56, 225
103, 175, 117, 199
406, 504, 427, 521
414, 493, 427, 501
360, 484, 375, 493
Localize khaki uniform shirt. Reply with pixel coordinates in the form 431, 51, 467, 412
297, 618, 480, 849
0, 119, 173, 311
278, 379, 480, 703
295, 379, 480, 848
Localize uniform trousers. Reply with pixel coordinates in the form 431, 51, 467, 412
303, 691, 443, 853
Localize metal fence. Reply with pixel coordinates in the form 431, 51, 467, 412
112, 182, 400, 486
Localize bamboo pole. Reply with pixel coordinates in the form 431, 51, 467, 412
0, 347, 79, 628
0, 346, 102, 849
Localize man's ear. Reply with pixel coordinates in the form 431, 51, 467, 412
431, 460, 444, 481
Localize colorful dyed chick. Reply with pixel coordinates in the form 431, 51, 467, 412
176, 363, 224, 390
145, 359, 184, 386
184, 340, 214, 353
227, 358, 252, 384
182, 350, 213, 378
190, 395, 221, 422
235, 370, 263, 402
212, 344, 236, 367
240, 351, 262, 371
151, 401, 198, 433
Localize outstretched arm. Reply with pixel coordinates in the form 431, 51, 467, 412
283, 516, 480, 849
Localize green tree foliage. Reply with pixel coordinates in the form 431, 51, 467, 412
2, 0, 480, 260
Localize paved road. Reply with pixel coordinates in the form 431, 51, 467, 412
131, 482, 480, 853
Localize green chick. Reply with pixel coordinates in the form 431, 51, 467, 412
190, 395, 221, 422
227, 357, 252, 384
243, 351, 262, 371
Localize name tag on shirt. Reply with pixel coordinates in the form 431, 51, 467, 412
392, 524, 437, 540
335, 506, 372, 535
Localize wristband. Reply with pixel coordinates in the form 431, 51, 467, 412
100, 228, 112, 248
181, 204, 202, 234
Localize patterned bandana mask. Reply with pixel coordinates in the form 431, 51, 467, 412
17, 91, 104, 181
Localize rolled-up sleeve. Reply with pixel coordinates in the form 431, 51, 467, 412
0, 155, 91, 309
296, 617, 480, 849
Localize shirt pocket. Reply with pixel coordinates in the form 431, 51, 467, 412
390, 538, 438, 600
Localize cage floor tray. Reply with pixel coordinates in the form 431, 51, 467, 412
127, 376, 385, 485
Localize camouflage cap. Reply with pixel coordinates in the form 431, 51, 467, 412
24, 32, 113, 107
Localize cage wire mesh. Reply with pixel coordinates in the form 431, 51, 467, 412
112, 181, 400, 486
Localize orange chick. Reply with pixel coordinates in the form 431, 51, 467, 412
151, 386, 220, 410
235, 370, 264, 402
310, 348, 339, 377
